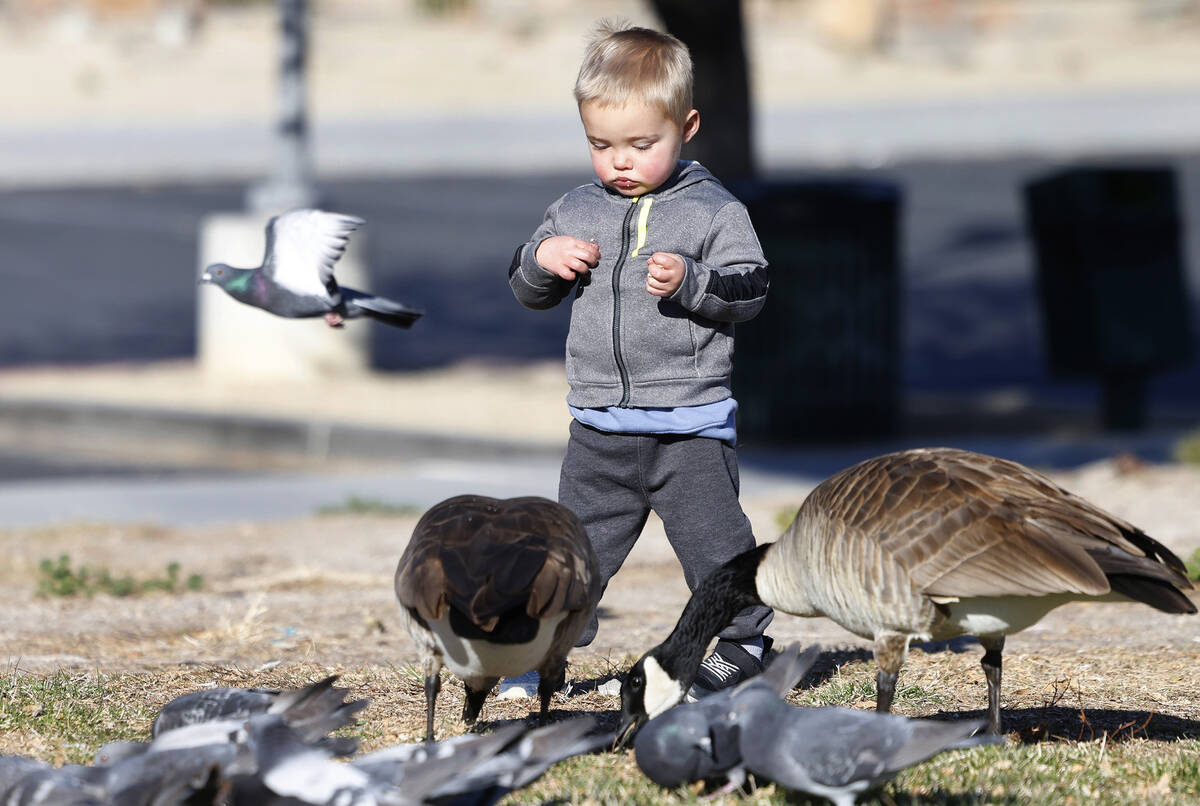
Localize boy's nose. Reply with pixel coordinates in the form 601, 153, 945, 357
613, 149, 634, 170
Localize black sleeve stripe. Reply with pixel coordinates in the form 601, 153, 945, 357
507, 245, 524, 279
704, 265, 770, 302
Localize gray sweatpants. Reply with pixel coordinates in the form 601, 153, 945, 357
560, 419, 774, 647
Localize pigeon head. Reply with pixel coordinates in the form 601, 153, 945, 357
200, 263, 259, 304
200, 263, 240, 287
633, 706, 726, 788
617, 652, 684, 749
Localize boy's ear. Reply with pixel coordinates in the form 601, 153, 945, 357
682, 109, 700, 143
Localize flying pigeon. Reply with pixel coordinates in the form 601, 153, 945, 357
200, 208, 423, 329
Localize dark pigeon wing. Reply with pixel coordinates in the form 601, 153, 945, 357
428, 717, 611, 806
152, 687, 280, 736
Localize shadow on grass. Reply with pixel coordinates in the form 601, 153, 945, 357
934, 706, 1200, 744
782, 638, 981, 691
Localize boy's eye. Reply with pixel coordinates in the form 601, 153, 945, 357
589, 142, 608, 151
634, 143, 653, 151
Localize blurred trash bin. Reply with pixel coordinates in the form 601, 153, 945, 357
1023, 166, 1194, 431
732, 179, 903, 444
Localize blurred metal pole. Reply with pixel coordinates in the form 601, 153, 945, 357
247, 0, 319, 212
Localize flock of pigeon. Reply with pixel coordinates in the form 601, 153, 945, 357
6, 210, 1196, 805
0, 675, 610, 806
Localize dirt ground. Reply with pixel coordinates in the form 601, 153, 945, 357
2, 454, 1200, 749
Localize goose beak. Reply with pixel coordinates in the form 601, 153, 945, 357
614, 711, 645, 750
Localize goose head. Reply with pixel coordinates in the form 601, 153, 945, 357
616, 652, 685, 748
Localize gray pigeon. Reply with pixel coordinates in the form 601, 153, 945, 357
632, 644, 1003, 805
200, 209, 423, 329
151, 674, 366, 744
735, 689, 1003, 806
416, 716, 611, 806
0, 756, 54, 795
240, 715, 610, 806
95, 675, 366, 766
631, 644, 819, 790
3, 730, 243, 806
150, 684, 278, 736
0, 760, 105, 806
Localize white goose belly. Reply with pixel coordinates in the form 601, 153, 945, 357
930, 593, 1107, 640
428, 612, 568, 679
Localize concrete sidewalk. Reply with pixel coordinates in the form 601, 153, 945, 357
0, 358, 1194, 529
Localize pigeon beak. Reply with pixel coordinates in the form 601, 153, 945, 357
198, 272, 212, 285
614, 711, 645, 750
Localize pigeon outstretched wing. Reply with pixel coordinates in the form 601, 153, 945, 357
263, 209, 365, 299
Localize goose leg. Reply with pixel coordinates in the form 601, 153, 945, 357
873, 632, 911, 714
462, 682, 493, 730
538, 662, 567, 725
423, 670, 441, 743
979, 635, 1005, 734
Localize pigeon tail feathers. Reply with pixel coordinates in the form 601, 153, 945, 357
344, 290, 424, 328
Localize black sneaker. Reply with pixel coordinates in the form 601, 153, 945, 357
685, 636, 774, 701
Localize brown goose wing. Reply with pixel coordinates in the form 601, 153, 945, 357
505, 496, 601, 618
394, 495, 598, 630
810, 448, 1185, 599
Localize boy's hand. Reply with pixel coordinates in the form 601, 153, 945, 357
646, 252, 685, 297
536, 236, 600, 281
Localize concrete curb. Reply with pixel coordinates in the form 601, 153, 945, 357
0, 398, 566, 464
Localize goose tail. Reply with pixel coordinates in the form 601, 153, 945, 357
1107, 574, 1197, 614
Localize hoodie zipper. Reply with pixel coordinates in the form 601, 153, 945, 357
612, 197, 641, 407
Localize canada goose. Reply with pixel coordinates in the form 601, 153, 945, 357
395, 494, 601, 741
200, 209, 423, 329
620, 447, 1196, 736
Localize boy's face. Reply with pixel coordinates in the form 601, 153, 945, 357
579, 99, 700, 197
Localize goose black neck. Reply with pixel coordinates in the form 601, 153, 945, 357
657, 544, 769, 679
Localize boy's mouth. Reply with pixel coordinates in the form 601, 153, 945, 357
612, 177, 638, 190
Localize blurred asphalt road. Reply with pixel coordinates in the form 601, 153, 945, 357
3, 155, 1199, 401
3, 93, 1200, 526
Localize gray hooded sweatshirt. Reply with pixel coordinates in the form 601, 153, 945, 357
509, 161, 769, 409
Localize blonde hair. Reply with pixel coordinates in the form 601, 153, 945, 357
573, 21, 694, 125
